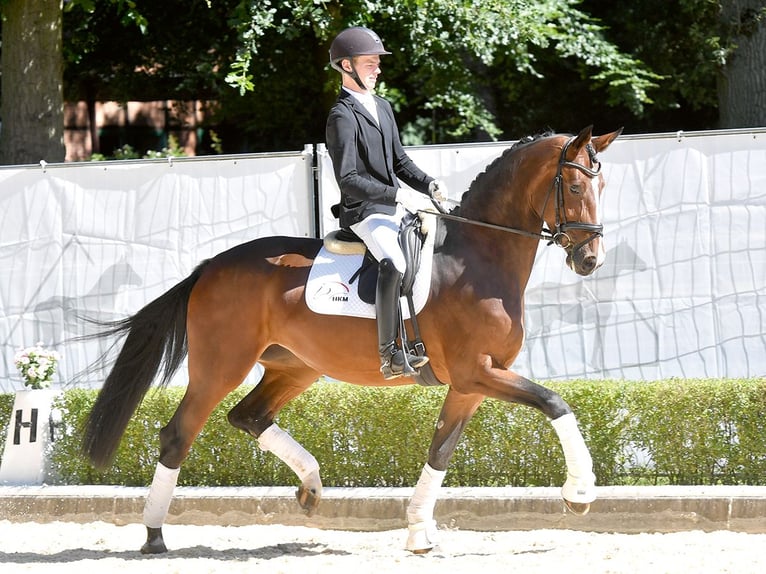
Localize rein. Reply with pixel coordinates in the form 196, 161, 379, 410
426, 135, 603, 251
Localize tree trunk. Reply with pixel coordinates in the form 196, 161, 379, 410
0, 0, 65, 165
717, 0, 766, 128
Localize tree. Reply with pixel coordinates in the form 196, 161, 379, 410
51, 0, 666, 154
62, 0, 240, 155
580, 0, 766, 131
0, 0, 66, 165
3, 0, 762, 164
717, 0, 766, 128
223, 0, 661, 143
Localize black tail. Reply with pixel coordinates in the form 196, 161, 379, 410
82, 261, 210, 468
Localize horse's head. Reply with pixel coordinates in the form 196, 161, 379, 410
540, 125, 622, 276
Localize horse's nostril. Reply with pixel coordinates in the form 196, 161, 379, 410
581, 256, 597, 272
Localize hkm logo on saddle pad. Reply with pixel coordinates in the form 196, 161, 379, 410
305, 222, 436, 320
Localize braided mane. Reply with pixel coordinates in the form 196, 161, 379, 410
458, 130, 557, 211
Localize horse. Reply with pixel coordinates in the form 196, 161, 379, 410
82, 125, 623, 555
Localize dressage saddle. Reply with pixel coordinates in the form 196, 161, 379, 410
323, 213, 443, 387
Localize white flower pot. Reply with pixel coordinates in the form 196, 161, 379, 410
0, 389, 60, 485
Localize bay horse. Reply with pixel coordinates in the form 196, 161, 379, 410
82, 125, 622, 554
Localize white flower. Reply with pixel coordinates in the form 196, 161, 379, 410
14, 344, 62, 389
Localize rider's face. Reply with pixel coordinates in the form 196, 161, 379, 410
345, 55, 381, 91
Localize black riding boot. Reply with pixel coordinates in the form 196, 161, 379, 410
376, 258, 429, 380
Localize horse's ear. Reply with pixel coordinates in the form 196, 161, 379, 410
592, 127, 623, 153
566, 125, 594, 160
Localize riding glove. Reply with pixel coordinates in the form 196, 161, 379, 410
428, 179, 448, 201
396, 187, 436, 214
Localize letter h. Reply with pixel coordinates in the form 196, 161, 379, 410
13, 408, 38, 445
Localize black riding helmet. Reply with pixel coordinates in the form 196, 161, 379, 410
329, 26, 391, 90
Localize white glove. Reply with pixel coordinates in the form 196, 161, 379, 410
428, 179, 448, 201
396, 187, 436, 214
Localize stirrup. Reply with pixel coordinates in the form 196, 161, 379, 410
380, 347, 429, 380
403, 350, 429, 369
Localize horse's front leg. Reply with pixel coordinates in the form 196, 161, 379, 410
550, 411, 596, 514
467, 357, 596, 514
407, 388, 485, 553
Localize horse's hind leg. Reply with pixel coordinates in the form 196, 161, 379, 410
140, 376, 248, 554
141, 339, 265, 553
227, 348, 322, 515
406, 388, 485, 553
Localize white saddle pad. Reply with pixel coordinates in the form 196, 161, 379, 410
305, 223, 435, 319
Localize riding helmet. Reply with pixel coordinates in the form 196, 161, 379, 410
329, 26, 391, 71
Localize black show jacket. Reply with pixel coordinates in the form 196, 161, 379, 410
325, 89, 433, 228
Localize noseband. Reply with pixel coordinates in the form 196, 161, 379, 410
428, 135, 604, 254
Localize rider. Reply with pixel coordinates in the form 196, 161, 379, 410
325, 26, 446, 380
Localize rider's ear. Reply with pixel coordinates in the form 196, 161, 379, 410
341, 58, 353, 73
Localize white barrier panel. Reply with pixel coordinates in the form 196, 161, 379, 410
0, 151, 314, 391
318, 129, 766, 380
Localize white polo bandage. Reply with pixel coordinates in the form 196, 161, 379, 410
258, 423, 319, 481
406, 463, 446, 524
143, 462, 180, 529
551, 412, 594, 479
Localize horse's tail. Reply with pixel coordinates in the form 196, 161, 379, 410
82, 260, 210, 469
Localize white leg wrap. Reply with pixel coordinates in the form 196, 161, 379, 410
551, 412, 596, 503
406, 464, 446, 552
258, 423, 319, 481
143, 462, 180, 529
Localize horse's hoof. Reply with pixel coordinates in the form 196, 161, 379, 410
560, 472, 596, 510
406, 520, 439, 553
140, 527, 168, 554
295, 469, 322, 516
564, 500, 591, 516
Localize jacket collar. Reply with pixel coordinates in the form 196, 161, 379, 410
339, 89, 382, 131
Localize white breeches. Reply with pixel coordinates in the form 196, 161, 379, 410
350, 204, 407, 273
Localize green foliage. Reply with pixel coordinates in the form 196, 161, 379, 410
0, 393, 14, 455
580, 0, 723, 123
63, 0, 240, 103
142, 134, 187, 159
2, 379, 764, 487
216, 0, 662, 142
54, 0, 736, 153
625, 379, 766, 485
88, 135, 187, 161
207, 130, 224, 155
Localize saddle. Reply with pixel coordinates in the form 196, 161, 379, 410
324, 212, 424, 305
321, 213, 443, 387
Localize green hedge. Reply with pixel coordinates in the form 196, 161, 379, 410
0, 392, 14, 460
1, 378, 765, 487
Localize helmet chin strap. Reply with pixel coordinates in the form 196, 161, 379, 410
343, 59, 368, 92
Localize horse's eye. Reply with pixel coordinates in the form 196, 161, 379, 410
569, 184, 582, 195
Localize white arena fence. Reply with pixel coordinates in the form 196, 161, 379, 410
0, 129, 764, 391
